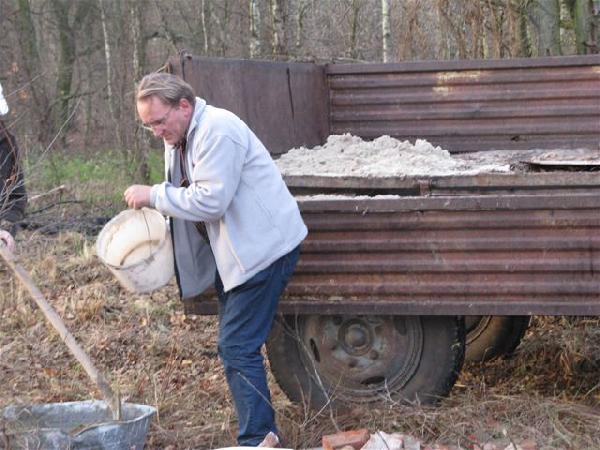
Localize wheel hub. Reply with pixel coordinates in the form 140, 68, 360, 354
298, 315, 424, 402
341, 321, 371, 355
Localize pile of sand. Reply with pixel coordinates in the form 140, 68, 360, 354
276, 134, 511, 177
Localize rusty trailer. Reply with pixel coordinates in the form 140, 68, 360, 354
169, 53, 600, 408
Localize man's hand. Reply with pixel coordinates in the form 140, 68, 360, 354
124, 185, 152, 209
0, 230, 16, 253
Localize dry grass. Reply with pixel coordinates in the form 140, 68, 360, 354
1, 214, 599, 449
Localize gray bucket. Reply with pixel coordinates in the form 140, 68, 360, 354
1, 400, 156, 450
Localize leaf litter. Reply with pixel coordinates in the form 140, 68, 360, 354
1, 206, 599, 449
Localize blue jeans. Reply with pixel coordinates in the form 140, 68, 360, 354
215, 245, 300, 446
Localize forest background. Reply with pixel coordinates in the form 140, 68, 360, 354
1, 0, 599, 190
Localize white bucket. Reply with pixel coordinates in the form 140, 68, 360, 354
96, 208, 174, 293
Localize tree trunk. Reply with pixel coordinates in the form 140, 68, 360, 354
152, 0, 179, 53
593, 0, 600, 52
571, 0, 595, 53
211, 0, 230, 56
519, 0, 533, 57
435, 0, 450, 59
51, 0, 77, 138
532, 0, 562, 55
486, 0, 505, 58
270, 0, 286, 57
130, 0, 150, 184
382, 0, 392, 62
506, 0, 520, 56
348, 0, 361, 59
201, 0, 209, 54
49, 0, 92, 142
295, 0, 309, 53
16, 0, 51, 144
250, 0, 261, 57
99, 0, 122, 149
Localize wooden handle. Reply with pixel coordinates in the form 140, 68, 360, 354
0, 244, 122, 420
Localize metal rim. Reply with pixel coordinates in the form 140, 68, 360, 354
296, 315, 423, 403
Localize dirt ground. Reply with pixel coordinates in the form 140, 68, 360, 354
1, 206, 599, 449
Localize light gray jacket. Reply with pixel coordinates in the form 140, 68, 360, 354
150, 98, 307, 297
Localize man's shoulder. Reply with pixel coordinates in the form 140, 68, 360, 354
204, 103, 241, 124
198, 104, 247, 138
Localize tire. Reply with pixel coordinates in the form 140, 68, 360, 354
464, 315, 530, 362
266, 314, 465, 410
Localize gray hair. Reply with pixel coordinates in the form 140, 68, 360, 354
136, 73, 196, 107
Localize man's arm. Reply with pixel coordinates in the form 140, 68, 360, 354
127, 135, 245, 221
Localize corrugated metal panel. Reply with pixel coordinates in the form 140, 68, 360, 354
327, 55, 600, 152
281, 193, 600, 316
168, 53, 329, 155
184, 192, 600, 316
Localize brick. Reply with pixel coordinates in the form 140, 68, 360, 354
322, 429, 370, 450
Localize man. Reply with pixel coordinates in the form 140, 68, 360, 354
124, 73, 307, 447
0, 82, 27, 235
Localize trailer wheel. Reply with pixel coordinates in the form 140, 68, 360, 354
266, 315, 465, 410
465, 316, 530, 362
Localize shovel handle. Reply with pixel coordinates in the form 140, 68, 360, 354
0, 244, 122, 420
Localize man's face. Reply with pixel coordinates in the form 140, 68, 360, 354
137, 96, 192, 146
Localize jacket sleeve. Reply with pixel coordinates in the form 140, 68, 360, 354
150, 134, 245, 222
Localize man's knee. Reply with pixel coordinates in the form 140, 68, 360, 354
218, 343, 263, 371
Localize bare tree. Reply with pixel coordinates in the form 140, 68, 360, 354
130, 0, 150, 183
517, 0, 534, 57
250, 0, 261, 57
270, 0, 287, 57
294, 0, 310, 54
381, 0, 392, 62
15, 0, 51, 144
201, 0, 210, 55
531, 0, 562, 55
99, 0, 122, 150
50, 0, 94, 140
211, 1, 232, 56
564, 0, 597, 53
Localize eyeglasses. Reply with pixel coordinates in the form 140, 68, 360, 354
141, 106, 176, 132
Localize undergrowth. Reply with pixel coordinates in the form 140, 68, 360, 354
24, 149, 163, 206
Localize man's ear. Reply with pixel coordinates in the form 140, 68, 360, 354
179, 98, 193, 111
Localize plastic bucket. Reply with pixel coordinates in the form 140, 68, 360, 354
1, 400, 156, 450
96, 208, 174, 293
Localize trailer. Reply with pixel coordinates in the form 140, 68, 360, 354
169, 53, 600, 409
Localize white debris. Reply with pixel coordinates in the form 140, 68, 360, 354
361, 431, 406, 450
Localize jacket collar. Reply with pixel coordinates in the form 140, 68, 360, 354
186, 97, 207, 142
